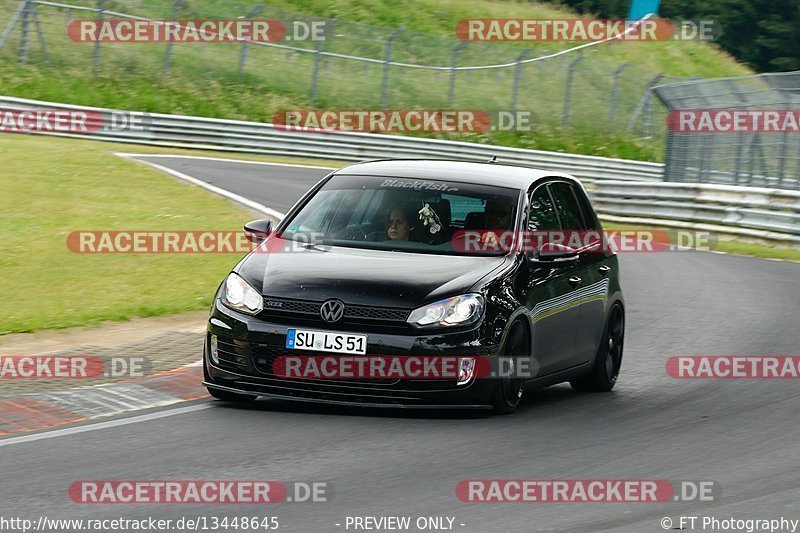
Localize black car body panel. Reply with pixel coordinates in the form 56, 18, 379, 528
204, 160, 624, 409
238, 245, 508, 306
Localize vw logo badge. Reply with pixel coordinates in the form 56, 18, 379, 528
320, 299, 345, 323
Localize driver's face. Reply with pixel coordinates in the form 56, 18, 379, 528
387, 209, 410, 240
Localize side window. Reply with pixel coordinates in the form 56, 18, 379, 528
549, 182, 588, 231
572, 185, 601, 230
527, 186, 560, 231
285, 189, 339, 233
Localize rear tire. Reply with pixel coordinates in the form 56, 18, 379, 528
207, 387, 258, 403
492, 321, 529, 414
571, 304, 625, 392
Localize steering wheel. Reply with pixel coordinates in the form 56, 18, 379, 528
344, 227, 368, 241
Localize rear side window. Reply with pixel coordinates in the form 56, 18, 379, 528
549, 182, 588, 231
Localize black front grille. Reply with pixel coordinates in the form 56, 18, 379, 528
251, 342, 290, 375
266, 300, 319, 314
215, 337, 252, 373
260, 297, 410, 326
345, 306, 409, 321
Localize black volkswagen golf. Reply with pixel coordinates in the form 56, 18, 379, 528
203, 160, 624, 413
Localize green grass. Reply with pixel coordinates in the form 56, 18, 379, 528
0, 0, 752, 162
0, 134, 331, 335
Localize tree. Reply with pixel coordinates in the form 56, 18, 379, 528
541, 0, 800, 72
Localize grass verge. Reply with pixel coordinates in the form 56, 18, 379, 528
0, 134, 343, 335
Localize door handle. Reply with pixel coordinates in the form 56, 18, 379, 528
599, 265, 612, 276
568, 276, 582, 287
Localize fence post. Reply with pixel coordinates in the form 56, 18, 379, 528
92, 0, 105, 76
237, 3, 265, 80
663, 130, 676, 182
309, 19, 334, 104
776, 102, 789, 187
724, 79, 749, 186
510, 48, 532, 113
0, 0, 28, 53
749, 135, 767, 187
31, 2, 49, 65
626, 73, 663, 133
562, 52, 583, 129
608, 62, 631, 128
642, 73, 664, 135
162, 0, 186, 76
17, 0, 31, 63
448, 41, 468, 107
380, 28, 403, 109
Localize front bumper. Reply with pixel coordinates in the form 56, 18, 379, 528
204, 299, 499, 408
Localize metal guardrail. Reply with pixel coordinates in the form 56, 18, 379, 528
0, 96, 666, 184
592, 181, 800, 245
2, 96, 798, 245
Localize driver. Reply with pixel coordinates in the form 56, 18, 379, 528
386, 206, 417, 241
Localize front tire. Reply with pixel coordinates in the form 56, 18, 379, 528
571, 304, 625, 392
492, 321, 529, 414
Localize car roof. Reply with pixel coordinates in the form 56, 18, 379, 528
333, 159, 578, 190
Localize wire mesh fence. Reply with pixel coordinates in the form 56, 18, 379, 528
0, 0, 681, 140
655, 72, 800, 190
5, 0, 798, 190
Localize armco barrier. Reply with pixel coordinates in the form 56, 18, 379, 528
591, 181, 800, 245
2, 96, 798, 246
0, 96, 664, 183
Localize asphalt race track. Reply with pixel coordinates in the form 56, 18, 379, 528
3, 156, 800, 532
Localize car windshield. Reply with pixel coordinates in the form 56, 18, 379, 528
280, 174, 519, 255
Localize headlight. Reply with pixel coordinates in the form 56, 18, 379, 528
221, 273, 263, 315
407, 294, 484, 328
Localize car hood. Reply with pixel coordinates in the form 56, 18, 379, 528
236, 240, 508, 308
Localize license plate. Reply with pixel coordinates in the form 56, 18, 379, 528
285, 329, 367, 355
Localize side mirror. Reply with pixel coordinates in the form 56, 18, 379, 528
531, 242, 578, 264
243, 219, 272, 244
